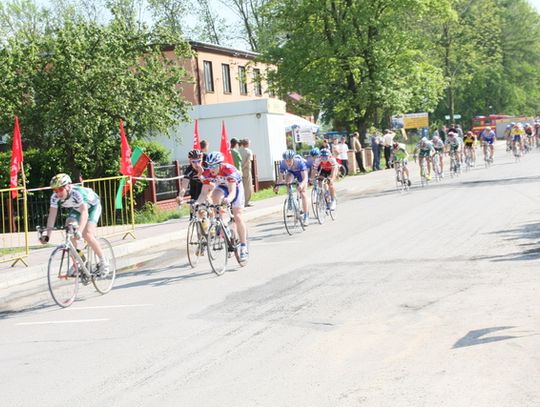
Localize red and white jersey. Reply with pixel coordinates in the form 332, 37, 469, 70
314, 157, 338, 172
201, 163, 242, 186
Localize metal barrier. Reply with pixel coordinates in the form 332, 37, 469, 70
82, 176, 136, 240
0, 187, 29, 266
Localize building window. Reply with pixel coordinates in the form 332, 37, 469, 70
253, 68, 262, 96
238, 66, 248, 95
203, 61, 214, 92
222, 64, 231, 94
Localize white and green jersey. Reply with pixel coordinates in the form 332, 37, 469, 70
392, 143, 408, 161
50, 185, 100, 211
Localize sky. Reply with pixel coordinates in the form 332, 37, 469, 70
531, 0, 540, 11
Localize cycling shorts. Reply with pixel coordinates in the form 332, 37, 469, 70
319, 169, 332, 179
419, 150, 432, 158
67, 203, 102, 225
286, 170, 305, 183
217, 183, 245, 209
513, 135, 522, 142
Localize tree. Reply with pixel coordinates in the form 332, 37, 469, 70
262, 0, 446, 138
0, 4, 192, 186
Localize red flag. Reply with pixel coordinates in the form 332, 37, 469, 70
120, 119, 133, 176
9, 116, 23, 199
220, 121, 234, 165
193, 120, 201, 150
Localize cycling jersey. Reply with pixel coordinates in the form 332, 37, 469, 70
463, 136, 475, 146
50, 185, 100, 210
314, 157, 338, 172
446, 137, 463, 149
50, 185, 101, 224
432, 139, 445, 150
416, 141, 434, 157
183, 164, 203, 200
201, 163, 242, 186
391, 143, 408, 161
279, 156, 308, 182
511, 127, 524, 141
480, 131, 496, 144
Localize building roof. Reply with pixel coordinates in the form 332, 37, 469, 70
188, 40, 260, 59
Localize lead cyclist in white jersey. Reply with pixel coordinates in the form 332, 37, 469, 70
39, 173, 109, 274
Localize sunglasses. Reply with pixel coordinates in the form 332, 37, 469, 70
206, 163, 220, 169
191, 159, 202, 163
53, 187, 65, 193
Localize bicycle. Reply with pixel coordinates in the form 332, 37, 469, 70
185, 200, 210, 268
38, 225, 116, 308
464, 147, 474, 171
418, 155, 429, 187
483, 144, 493, 168
206, 203, 247, 276
432, 151, 443, 181
394, 160, 410, 193
313, 176, 336, 223
513, 141, 522, 162
448, 150, 461, 178
275, 182, 306, 235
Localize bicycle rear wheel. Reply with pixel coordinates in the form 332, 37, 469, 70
207, 222, 228, 275
48, 247, 79, 308
186, 221, 204, 268
92, 238, 116, 294
328, 194, 337, 220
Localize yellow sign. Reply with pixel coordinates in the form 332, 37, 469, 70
403, 113, 429, 129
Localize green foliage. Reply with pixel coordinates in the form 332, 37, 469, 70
0, 1, 192, 186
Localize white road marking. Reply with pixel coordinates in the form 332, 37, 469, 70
16, 318, 109, 326
66, 304, 153, 310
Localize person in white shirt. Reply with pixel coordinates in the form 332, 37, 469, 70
383, 129, 395, 169
336, 136, 349, 176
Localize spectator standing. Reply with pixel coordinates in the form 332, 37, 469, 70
230, 138, 243, 175
336, 136, 350, 175
331, 138, 339, 157
455, 124, 464, 138
382, 129, 395, 169
322, 139, 330, 150
371, 132, 382, 171
239, 139, 254, 207
351, 132, 366, 173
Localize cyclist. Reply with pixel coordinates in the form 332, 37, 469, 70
306, 147, 321, 179
479, 126, 496, 163
511, 123, 524, 155
312, 148, 338, 210
463, 131, 476, 166
390, 142, 411, 186
414, 137, 435, 180
39, 173, 109, 275
432, 135, 445, 177
275, 149, 309, 224
176, 149, 205, 205
198, 151, 248, 261
504, 124, 513, 151
445, 131, 463, 164
524, 123, 534, 152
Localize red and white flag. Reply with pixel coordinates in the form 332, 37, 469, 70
9, 116, 23, 199
120, 119, 133, 176
220, 121, 234, 166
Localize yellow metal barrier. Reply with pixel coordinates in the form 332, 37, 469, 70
0, 187, 29, 267
82, 176, 136, 240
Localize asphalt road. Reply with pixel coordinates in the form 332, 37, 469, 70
2, 146, 540, 407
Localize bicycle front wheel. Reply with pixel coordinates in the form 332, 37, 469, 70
92, 238, 117, 294
315, 189, 327, 224
48, 247, 79, 308
207, 223, 228, 276
310, 187, 318, 215
186, 221, 204, 268
283, 197, 300, 235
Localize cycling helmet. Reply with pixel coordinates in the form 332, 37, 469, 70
485, 126, 491, 131
510, 122, 516, 126
50, 173, 72, 188
282, 149, 296, 160
392, 142, 399, 149
320, 148, 331, 157
310, 147, 321, 157
506, 124, 511, 129
188, 149, 202, 159
433, 135, 441, 142
205, 151, 224, 166
448, 131, 456, 137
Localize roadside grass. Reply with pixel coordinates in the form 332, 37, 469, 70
0, 244, 54, 255
134, 202, 189, 224
251, 187, 287, 201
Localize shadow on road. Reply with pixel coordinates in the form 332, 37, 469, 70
476, 222, 540, 262
453, 326, 518, 348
